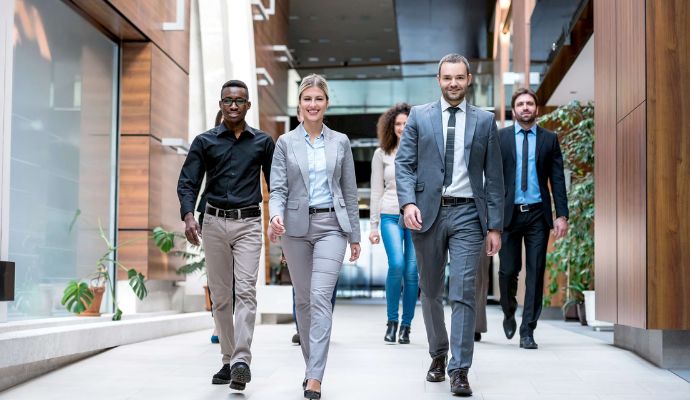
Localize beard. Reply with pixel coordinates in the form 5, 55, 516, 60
518, 112, 536, 124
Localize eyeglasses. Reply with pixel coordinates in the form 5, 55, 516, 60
221, 97, 248, 106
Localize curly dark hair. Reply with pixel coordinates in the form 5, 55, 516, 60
377, 103, 411, 154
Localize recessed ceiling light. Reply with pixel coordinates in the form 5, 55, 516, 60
370, 57, 382, 62
299, 39, 311, 44
319, 39, 331, 44
328, 57, 336, 62
289, 15, 299, 20
351, 57, 363, 62
308, 57, 320, 62
356, 74, 367, 79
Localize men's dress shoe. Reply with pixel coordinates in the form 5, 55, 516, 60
212, 364, 231, 384
384, 321, 398, 342
398, 325, 411, 344
292, 332, 301, 345
229, 362, 251, 390
474, 332, 481, 342
426, 355, 447, 382
503, 315, 517, 339
519, 336, 538, 349
449, 368, 472, 396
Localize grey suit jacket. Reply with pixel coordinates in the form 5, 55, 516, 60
269, 124, 361, 243
395, 100, 504, 234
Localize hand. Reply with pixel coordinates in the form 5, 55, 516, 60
349, 243, 361, 262
486, 230, 501, 256
184, 213, 202, 246
270, 215, 285, 235
267, 225, 279, 243
403, 204, 422, 230
369, 231, 381, 245
553, 217, 569, 240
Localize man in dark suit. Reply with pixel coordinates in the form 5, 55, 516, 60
396, 53, 504, 396
498, 88, 569, 350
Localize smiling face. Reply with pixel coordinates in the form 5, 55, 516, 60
512, 93, 538, 125
219, 86, 251, 125
394, 113, 408, 139
437, 61, 472, 105
299, 86, 328, 123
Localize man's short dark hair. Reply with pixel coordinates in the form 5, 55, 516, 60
437, 53, 472, 76
511, 88, 538, 109
220, 80, 249, 99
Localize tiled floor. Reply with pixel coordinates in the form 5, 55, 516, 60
2, 303, 689, 399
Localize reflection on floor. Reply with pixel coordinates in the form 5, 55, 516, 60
1, 304, 689, 399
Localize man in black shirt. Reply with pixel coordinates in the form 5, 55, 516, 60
177, 80, 274, 391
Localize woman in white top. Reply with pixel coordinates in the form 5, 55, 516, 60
369, 103, 419, 344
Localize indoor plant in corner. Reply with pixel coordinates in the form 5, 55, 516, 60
540, 100, 595, 322
61, 221, 148, 321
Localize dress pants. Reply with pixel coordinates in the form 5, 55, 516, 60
281, 212, 348, 382
411, 203, 484, 371
203, 213, 263, 366
498, 207, 550, 338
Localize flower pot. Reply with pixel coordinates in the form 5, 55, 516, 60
203, 285, 212, 312
576, 302, 587, 325
563, 303, 579, 321
80, 286, 105, 317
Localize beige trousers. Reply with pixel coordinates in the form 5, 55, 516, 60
202, 213, 262, 366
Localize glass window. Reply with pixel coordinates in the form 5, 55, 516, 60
8, 0, 118, 319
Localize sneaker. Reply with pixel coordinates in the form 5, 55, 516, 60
211, 364, 230, 384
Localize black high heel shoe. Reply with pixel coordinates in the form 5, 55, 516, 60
304, 379, 321, 399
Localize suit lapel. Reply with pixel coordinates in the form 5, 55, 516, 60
429, 101, 444, 160
508, 127, 517, 163
464, 105, 477, 167
291, 127, 310, 191
323, 125, 336, 190
535, 125, 545, 165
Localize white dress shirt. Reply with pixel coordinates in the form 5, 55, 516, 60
441, 97, 473, 198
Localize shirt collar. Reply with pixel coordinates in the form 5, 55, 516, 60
299, 122, 324, 139
216, 121, 256, 137
514, 124, 537, 135
440, 97, 466, 113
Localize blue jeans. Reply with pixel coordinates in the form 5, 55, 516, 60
381, 213, 419, 326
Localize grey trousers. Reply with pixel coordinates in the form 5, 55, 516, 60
281, 212, 348, 382
203, 213, 263, 366
412, 203, 484, 371
475, 242, 491, 333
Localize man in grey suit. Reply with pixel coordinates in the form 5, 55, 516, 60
396, 54, 504, 396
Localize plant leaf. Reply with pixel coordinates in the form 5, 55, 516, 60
61, 281, 95, 314
152, 227, 177, 253
113, 307, 122, 321
127, 269, 148, 300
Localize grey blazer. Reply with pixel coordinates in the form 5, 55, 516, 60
395, 100, 504, 234
269, 124, 361, 243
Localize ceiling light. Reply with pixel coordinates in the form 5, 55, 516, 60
308, 57, 319, 62
351, 57, 362, 62
299, 39, 311, 44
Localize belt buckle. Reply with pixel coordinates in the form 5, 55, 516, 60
236, 209, 242, 219
519, 204, 529, 213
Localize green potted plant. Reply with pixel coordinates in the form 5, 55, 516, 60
61, 220, 148, 321
540, 101, 595, 320
152, 227, 210, 310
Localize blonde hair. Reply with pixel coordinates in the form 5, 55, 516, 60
298, 74, 329, 100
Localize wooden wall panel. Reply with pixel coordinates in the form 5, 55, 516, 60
646, 0, 690, 329
616, 103, 647, 328
121, 43, 152, 135
118, 136, 150, 229
150, 45, 189, 141
615, 0, 646, 120
107, 0, 190, 72
593, 0, 618, 323
68, 0, 145, 40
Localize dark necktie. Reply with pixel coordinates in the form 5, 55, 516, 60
521, 129, 529, 192
443, 107, 460, 187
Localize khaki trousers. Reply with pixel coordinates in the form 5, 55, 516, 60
202, 213, 262, 366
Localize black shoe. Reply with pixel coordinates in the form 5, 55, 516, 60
474, 332, 481, 342
519, 336, 538, 349
503, 314, 517, 339
212, 364, 230, 384
229, 362, 251, 390
292, 332, 301, 345
398, 325, 411, 344
304, 390, 321, 399
449, 368, 472, 396
384, 321, 398, 343
426, 355, 447, 382
302, 379, 307, 390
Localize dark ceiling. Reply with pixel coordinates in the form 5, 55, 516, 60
530, 0, 584, 63
288, 0, 494, 80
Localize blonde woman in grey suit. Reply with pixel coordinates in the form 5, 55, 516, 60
268, 74, 361, 400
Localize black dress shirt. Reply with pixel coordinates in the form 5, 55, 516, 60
177, 123, 275, 220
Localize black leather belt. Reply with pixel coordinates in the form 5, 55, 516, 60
516, 203, 541, 213
206, 205, 261, 219
441, 197, 474, 207
309, 207, 335, 215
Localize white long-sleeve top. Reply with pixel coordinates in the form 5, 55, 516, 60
369, 147, 400, 231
